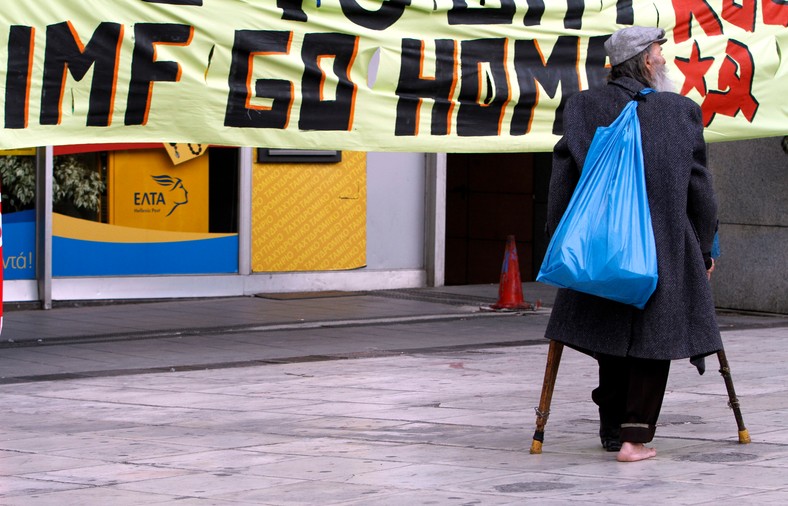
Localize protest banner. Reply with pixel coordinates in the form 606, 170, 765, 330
1, 0, 786, 152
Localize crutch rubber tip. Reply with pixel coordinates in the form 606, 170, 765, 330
530, 440, 543, 454
738, 429, 751, 444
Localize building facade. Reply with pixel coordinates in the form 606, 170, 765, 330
2, 137, 786, 314
2, 146, 438, 307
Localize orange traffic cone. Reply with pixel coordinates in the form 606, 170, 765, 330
491, 235, 532, 310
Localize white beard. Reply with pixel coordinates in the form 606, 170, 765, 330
652, 64, 677, 93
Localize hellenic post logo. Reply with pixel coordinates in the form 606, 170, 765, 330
152, 175, 189, 216
133, 175, 189, 217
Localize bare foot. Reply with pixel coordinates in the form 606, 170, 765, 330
616, 442, 657, 462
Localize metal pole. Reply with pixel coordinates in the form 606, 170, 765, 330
237, 147, 253, 276
35, 146, 53, 309
424, 153, 446, 287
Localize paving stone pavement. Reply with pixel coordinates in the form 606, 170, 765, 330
1, 284, 787, 505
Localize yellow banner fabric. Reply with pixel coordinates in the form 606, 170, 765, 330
1, 1, 786, 152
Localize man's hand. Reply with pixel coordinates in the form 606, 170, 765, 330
707, 258, 715, 280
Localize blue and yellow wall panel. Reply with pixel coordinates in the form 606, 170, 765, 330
252, 151, 366, 272
53, 214, 237, 276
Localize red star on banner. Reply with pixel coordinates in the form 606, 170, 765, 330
675, 41, 715, 96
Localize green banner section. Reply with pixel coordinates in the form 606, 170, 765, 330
1, 1, 786, 152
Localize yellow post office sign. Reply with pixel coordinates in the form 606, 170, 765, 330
108, 148, 209, 233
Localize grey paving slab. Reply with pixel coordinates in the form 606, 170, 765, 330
21, 462, 195, 487
0, 476, 87, 499
0, 453, 107, 475
129, 448, 303, 473
208, 479, 395, 505
333, 489, 522, 506
0, 486, 182, 506
112, 471, 302, 500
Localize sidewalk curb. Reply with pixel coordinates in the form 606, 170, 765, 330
1, 308, 550, 349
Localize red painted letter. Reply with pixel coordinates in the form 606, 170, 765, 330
671, 0, 723, 43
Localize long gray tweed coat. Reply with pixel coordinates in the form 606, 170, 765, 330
544, 77, 723, 368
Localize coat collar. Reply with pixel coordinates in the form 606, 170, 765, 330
609, 77, 648, 96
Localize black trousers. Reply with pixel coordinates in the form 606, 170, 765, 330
592, 354, 671, 444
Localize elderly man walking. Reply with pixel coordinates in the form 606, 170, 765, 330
544, 26, 721, 462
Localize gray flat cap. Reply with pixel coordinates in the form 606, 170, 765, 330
605, 26, 667, 66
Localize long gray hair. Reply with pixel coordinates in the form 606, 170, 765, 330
608, 47, 654, 88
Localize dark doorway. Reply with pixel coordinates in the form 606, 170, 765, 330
208, 147, 239, 233
445, 152, 552, 285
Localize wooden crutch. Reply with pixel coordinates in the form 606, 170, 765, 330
530, 339, 564, 454
717, 348, 751, 443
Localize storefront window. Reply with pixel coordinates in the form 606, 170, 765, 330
51, 145, 239, 276
1, 152, 37, 280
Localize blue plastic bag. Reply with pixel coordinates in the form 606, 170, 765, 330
711, 231, 721, 259
537, 90, 658, 309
